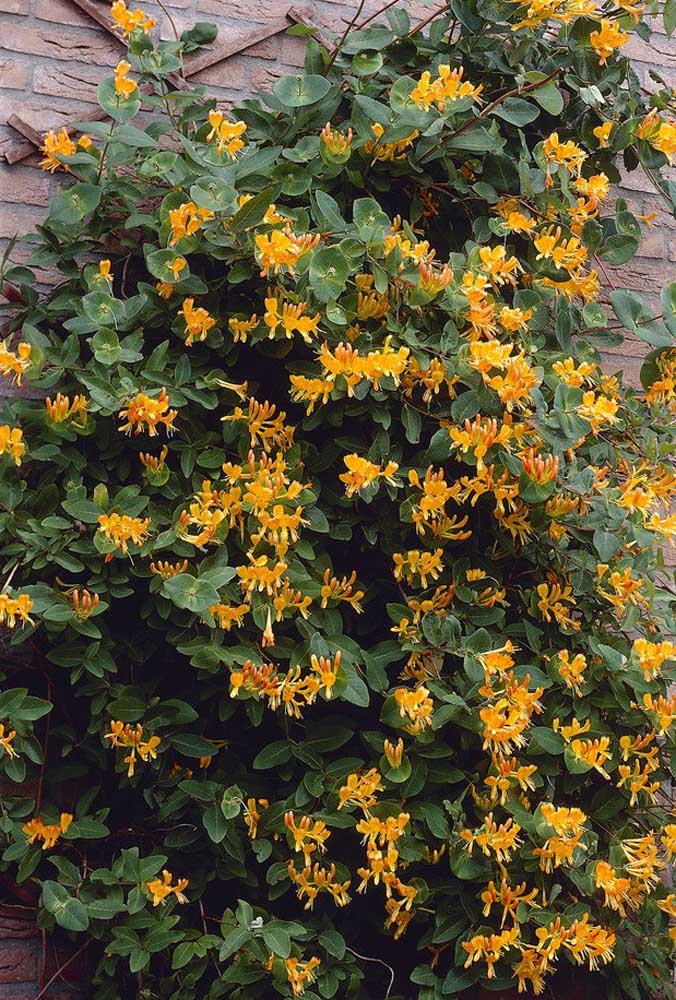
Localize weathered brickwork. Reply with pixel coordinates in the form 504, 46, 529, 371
0, 2, 676, 995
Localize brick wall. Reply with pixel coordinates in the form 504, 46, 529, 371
0, 2, 675, 995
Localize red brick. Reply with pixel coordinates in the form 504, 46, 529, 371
192, 55, 251, 90
0, 163, 51, 206
0, 203, 45, 240
0, 942, 37, 983
33, 63, 102, 104
281, 35, 307, 67
0, 95, 93, 132
0, 58, 29, 90
0, 23, 121, 67
34, 0, 109, 28
196, 0, 291, 20
0, 907, 39, 940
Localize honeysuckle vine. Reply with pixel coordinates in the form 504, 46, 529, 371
2, 1, 676, 998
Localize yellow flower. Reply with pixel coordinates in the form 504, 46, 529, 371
637, 109, 676, 164
209, 603, 248, 630
146, 869, 189, 906
460, 813, 522, 864
285, 956, 321, 997
0, 722, 17, 759
139, 445, 169, 476
0, 425, 25, 466
118, 388, 177, 436
383, 738, 404, 769
320, 122, 353, 156
45, 393, 88, 427
180, 298, 216, 346
410, 65, 482, 112
72, 589, 100, 620
570, 736, 612, 778
589, 19, 630, 66
105, 720, 160, 775
392, 548, 444, 588
462, 927, 520, 979
337, 768, 383, 811
156, 281, 174, 300
228, 314, 258, 343
205, 111, 247, 158
339, 454, 399, 497
23, 813, 73, 851
264, 296, 321, 344
536, 581, 579, 630
394, 685, 434, 734
113, 59, 137, 100
40, 128, 76, 172
150, 559, 189, 579
363, 122, 419, 162
97, 513, 151, 556
168, 202, 213, 245
0, 339, 31, 386
110, 0, 155, 36
320, 569, 364, 613
556, 650, 587, 695
632, 637, 676, 680
255, 228, 319, 278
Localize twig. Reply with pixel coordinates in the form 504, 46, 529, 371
156, 0, 181, 45
34, 678, 52, 816
409, 2, 453, 36
323, 0, 367, 76
355, 0, 401, 31
1, 563, 19, 593
31, 940, 89, 1000
345, 946, 395, 999
421, 67, 562, 163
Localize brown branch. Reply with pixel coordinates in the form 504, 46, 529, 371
323, 0, 367, 76
355, 0, 401, 31
31, 940, 89, 1000
420, 67, 562, 163
409, 2, 453, 36
183, 15, 293, 77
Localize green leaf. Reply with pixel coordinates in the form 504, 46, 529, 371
203, 805, 228, 842
221, 785, 243, 819
262, 922, 291, 958
661, 281, 676, 337
113, 124, 157, 148
170, 733, 217, 758
42, 881, 90, 932
309, 246, 350, 303
253, 740, 292, 769
229, 187, 274, 234
666, 0, 676, 35
529, 727, 564, 755
319, 929, 346, 959
272, 74, 331, 108
441, 964, 477, 994
98, 77, 141, 122
610, 289, 672, 346
525, 72, 564, 115
162, 574, 220, 613
219, 926, 251, 960
593, 529, 621, 561
50, 184, 101, 225
190, 178, 237, 213
91, 328, 121, 365
492, 97, 539, 126
145, 248, 191, 283
180, 21, 218, 48
61, 499, 103, 524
